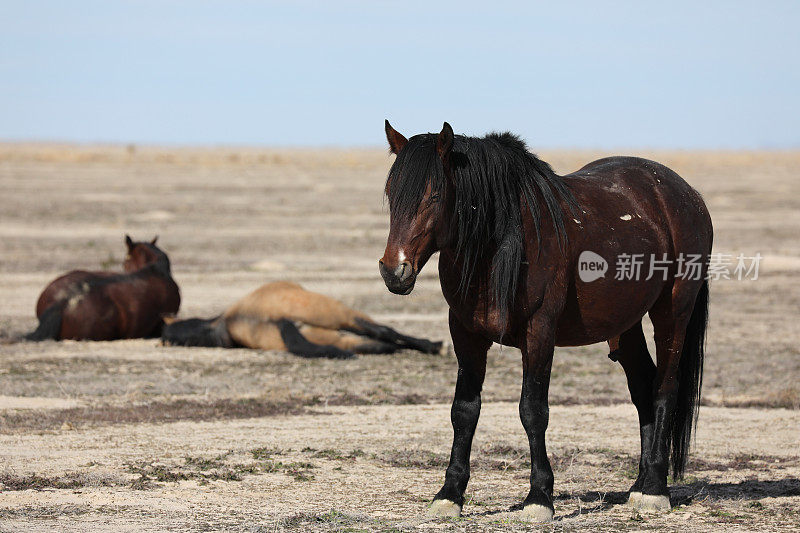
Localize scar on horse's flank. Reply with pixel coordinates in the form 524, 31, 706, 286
162, 281, 444, 360
26, 235, 180, 341
380, 120, 712, 520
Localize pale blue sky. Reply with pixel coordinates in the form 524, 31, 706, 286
1, 1, 798, 148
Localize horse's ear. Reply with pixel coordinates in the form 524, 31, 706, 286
385, 120, 408, 154
125, 234, 134, 249
436, 122, 454, 163
151, 236, 159, 246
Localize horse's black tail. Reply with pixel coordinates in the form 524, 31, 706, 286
276, 319, 354, 360
25, 302, 65, 341
671, 280, 709, 479
161, 316, 233, 348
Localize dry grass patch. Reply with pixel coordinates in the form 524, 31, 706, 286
0, 471, 122, 491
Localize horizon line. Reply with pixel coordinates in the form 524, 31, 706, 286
2, 138, 799, 153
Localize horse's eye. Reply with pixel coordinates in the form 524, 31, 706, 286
429, 193, 440, 202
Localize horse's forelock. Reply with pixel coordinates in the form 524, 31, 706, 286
385, 134, 446, 223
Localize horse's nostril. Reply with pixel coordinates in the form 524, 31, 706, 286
396, 261, 412, 281
379, 259, 414, 286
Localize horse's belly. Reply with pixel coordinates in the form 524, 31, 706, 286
226, 317, 285, 350
555, 275, 664, 346
555, 207, 670, 345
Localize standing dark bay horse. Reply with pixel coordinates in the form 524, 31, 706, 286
379, 121, 712, 521
26, 236, 180, 341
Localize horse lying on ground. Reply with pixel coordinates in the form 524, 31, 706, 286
380, 121, 711, 521
161, 281, 443, 359
26, 236, 180, 341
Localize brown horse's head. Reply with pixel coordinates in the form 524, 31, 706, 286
123, 235, 167, 272
379, 121, 455, 295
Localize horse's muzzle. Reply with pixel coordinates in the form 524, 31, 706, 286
379, 260, 416, 295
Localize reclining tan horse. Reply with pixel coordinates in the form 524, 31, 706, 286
162, 281, 443, 359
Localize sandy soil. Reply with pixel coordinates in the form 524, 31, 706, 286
0, 145, 798, 531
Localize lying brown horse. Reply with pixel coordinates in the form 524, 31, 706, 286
162, 281, 443, 359
26, 236, 180, 341
380, 121, 712, 521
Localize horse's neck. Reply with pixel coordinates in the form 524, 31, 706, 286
134, 257, 172, 280
437, 247, 513, 341
437, 247, 490, 303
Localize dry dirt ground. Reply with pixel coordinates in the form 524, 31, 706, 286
0, 145, 798, 531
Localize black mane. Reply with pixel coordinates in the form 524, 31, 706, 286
386, 131, 578, 324
97, 243, 173, 288
141, 243, 172, 278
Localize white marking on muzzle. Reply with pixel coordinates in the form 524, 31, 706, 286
398, 250, 407, 263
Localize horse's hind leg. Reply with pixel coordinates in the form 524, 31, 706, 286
350, 317, 442, 354
634, 279, 707, 512
276, 320, 355, 360
614, 322, 656, 506
300, 325, 396, 354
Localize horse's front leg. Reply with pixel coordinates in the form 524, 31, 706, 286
518, 316, 557, 522
428, 311, 491, 517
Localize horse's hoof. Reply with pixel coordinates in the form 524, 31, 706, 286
627, 491, 642, 506
427, 499, 461, 518
518, 503, 554, 522
630, 493, 670, 512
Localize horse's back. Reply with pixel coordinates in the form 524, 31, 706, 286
36, 270, 114, 317
566, 156, 712, 256
224, 281, 371, 330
